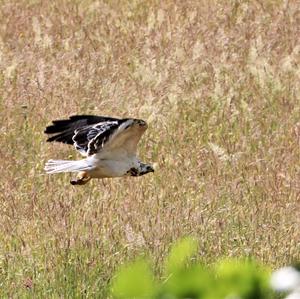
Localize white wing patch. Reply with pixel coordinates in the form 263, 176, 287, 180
104, 119, 148, 155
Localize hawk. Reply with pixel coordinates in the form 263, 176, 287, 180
44, 115, 154, 185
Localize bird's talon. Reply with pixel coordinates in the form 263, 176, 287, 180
70, 171, 91, 185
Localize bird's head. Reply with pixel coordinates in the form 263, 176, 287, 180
138, 162, 154, 176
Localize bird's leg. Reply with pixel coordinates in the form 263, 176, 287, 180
70, 171, 91, 185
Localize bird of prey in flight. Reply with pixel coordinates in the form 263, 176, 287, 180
44, 115, 154, 185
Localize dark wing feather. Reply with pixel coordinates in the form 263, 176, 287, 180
45, 115, 147, 157
73, 120, 127, 155
44, 115, 120, 145
87, 119, 148, 156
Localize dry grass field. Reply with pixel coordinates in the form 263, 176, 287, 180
0, 0, 300, 297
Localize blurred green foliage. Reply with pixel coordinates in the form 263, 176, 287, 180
111, 238, 273, 299
112, 259, 156, 298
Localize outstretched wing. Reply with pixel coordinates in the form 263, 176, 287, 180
44, 115, 119, 145
85, 119, 147, 156
72, 120, 125, 155
45, 115, 148, 156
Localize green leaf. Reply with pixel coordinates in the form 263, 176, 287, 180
160, 264, 214, 299
111, 259, 156, 299
215, 258, 271, 299
165, 238, 198, 274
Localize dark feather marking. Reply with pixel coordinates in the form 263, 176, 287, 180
45, 115, 146, 157
127, 168, 139, 176
44, 115, 120, 145
72, 119, 130, 155
87, 123, 120, 155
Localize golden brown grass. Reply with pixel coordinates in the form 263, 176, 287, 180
0, 0, 299, 297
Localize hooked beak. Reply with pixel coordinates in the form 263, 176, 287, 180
148, 166, 154, 173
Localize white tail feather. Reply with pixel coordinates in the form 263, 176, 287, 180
44, 159, 91, 174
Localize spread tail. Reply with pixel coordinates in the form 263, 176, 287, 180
44, 159, 91, 174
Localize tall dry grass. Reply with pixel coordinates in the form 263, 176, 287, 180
0, 0, 299, 297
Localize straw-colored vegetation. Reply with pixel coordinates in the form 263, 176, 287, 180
0, 0, 299, 297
